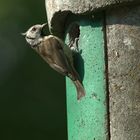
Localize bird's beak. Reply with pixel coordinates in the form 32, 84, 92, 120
41, 23, 47, 29
41, 23, 48, 36
21, 32, 27, 36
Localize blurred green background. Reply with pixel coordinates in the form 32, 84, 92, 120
0, 0, 67, 139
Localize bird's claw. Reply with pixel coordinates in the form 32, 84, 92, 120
68, 37, 79, 53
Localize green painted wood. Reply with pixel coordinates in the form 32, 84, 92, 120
65, 14, 108, 140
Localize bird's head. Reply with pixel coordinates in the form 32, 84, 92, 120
22, 23, 47, 47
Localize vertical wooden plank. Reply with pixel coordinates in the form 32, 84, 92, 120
66, 14, 108, 140
107, 5, 140, 140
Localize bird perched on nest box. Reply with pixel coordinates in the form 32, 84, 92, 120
22, 23, 85, 100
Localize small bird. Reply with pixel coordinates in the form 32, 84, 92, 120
22, 23, 85, 100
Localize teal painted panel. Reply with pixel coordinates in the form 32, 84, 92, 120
66, 15, 108, 140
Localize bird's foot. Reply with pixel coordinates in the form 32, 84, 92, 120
68, 38, 79, 53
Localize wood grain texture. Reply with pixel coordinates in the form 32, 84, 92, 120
106, 5, 140, 140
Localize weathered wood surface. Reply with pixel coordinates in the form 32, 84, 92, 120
106, 5, 140, 140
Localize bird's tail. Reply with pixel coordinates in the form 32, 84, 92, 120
73, 80, 85, 100
67, 58, 85, 100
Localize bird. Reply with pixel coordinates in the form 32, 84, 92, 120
22, 23, 85, 100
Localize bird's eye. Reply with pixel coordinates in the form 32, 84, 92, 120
32, 27, 36, 31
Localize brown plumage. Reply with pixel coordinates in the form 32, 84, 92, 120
22, 24, 85, 100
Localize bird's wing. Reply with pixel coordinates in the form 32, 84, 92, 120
39, 36, 74, 78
